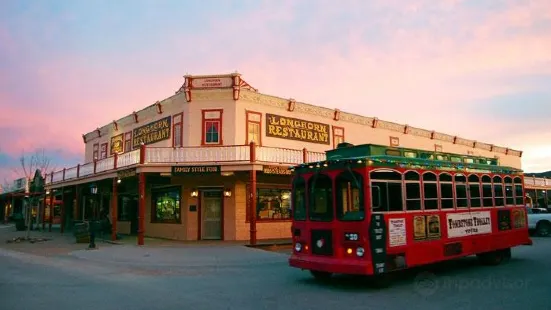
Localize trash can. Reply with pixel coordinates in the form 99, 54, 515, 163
73, 221, 89, 243
13, 213, 25, 231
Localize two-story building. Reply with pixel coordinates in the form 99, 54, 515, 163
43, 72, 524, 245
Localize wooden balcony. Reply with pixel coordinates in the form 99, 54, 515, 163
45, 143, 325, 186
524, 176, 551, 189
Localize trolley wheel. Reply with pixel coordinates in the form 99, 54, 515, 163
310, 270, 332, 281
477, 249, 509, 266
368, 273, 393, 289
536, 221, 551, 237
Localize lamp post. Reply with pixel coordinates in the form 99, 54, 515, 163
88, 184, 98, 249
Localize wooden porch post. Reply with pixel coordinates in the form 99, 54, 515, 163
60, 187, 65, 233
138, 172, 145, 245
249, 141, 257, 246
75, 185, 80, 220
48, 192, 53, 232
111, 178, 118, 241
41, 195, 46, 230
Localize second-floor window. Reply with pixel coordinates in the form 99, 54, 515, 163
173, 113, 183, 147
246, 111, 261, 145
124, 132, 132, 152
202, 109, 222, 145
100, 143, 108, 159
93, 143, 99, 160
333, 126, 345, 148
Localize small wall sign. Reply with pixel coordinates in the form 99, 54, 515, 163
262, 165, 292, 175
171, 165, 221, 175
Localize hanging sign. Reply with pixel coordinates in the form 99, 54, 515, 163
262, 165, 292, 175
171, 165, 221, 175
132, 116, 171, 148
266, 114, 330, 145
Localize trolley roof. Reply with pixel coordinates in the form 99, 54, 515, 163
292, 143, 523, 175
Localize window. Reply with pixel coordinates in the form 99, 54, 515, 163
256, 188, 291, 220
124, 132, 132, 152
504, 176, 514, 205
292, 177, 306, 221
481, 175, 493, 207
202, 109, 222, 145
336, 170, 364, 221
100, 143, 108, 159
246, 111, 261, 145
93, 143, 99, 160
332, 126, 345, 148
514, 177, 524, 205
118, 195, 137, 221
173, 113, 183, 147
492, 176, 504, 206
370, 170, 403, 212
439, 173, 454, 209
423, 172, 438, 210
468, 175, 482, 207
308, 173, 333, 221
404, 171, 421, 211
151, 186, 181, 223
455, 174, 468, 208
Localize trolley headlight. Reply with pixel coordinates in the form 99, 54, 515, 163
356, 247, 365, 257
295, 242, 302, 252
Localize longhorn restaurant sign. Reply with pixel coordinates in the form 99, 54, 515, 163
266, 114, 330, 145
132, 116, 171, 148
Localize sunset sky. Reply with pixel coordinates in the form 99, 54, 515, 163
1, 0, 550, 183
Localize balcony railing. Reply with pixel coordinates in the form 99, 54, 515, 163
524, 176, 550, 188
44, 143, 326, 185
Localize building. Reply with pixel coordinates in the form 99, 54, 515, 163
524, 176, 551, 208
42, 72, 524, 245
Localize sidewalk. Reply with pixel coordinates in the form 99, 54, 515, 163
0, 225, 115, 257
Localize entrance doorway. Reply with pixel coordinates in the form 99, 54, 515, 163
201, 189, 223, 240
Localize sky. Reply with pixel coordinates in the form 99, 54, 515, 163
0, 0, 550, 184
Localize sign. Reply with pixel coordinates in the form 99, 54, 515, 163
497, 209, 511, 231
369, 214, 387, 274
388, 218, 406, 247
111, 134, 124, 154
512, 209, 526, 228
191, 77, 232, 88
413, 215, 426, 240
426, 215, 441, 239
266, 114, 330, 145
262, 165, 292, 175
117, 168, 136, 179
171, 165, 221, 175
446, 211, 492, 238
132, 116, 171, 148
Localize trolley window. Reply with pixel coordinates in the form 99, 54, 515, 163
308, 173, 333, 221
336, 170, 364, 221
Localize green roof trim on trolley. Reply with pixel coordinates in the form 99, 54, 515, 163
291, 142, 523, 175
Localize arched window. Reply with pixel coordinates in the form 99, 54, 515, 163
292, 177, 306, 221
370, 170, 403, 212
455, 174, 468, 208
404, 171, 421, 211
504, 176, 514, 205
439, 173, 454, 209
481, 175, 493, 207
307, 173, 333, 221
336, 171, 364, 221
492, 176, 504, 206
468, 175, 482, 207
423, 172, 438, 210
513, 177, 524, 205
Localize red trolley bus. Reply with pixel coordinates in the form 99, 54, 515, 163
288, 143, 532, 286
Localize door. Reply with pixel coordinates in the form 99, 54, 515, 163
201, 190, 223, 240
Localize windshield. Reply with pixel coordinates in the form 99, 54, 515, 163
292, 177, 306, 220
308, 173, 333, 221
335, 170, 364, 221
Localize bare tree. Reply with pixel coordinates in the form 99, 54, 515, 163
14, 148, 56, 238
